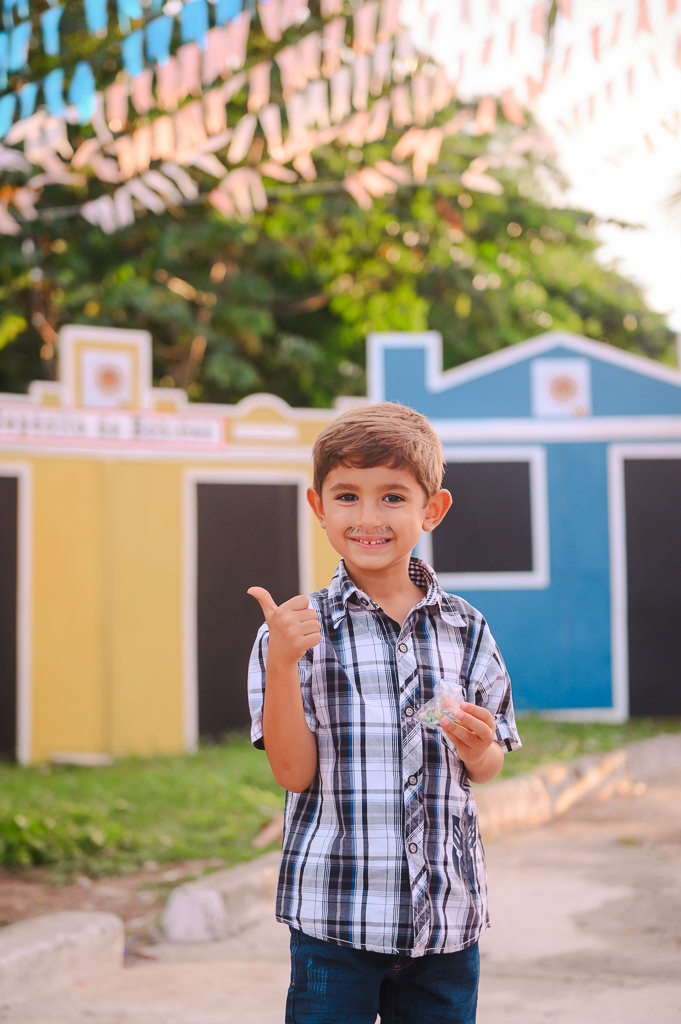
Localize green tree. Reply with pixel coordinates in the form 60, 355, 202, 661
1, 110, 674, 406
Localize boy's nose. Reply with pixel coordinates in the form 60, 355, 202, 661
356, 503, 383, 528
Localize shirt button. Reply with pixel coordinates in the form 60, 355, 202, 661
408, 774, 417, 786
408, 842, 418, 854
398, 642, 408, 653
404, 706, 414, 718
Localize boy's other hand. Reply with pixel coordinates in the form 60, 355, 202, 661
247, 587, 322, 664
439, 701, 496, 768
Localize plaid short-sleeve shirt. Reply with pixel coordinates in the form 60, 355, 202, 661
247, 557, 521, 956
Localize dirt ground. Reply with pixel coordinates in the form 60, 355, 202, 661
0, 858, 227, 951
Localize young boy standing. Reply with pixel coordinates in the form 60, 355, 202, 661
247, 402, 521, 1024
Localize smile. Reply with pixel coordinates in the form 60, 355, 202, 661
350, 537, 391, 546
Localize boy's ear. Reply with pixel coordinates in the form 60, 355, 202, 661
422, 489, 452, 532
307, 487, 326, 528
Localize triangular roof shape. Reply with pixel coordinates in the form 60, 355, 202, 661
367, 331, 681, 419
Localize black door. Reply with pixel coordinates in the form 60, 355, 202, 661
625, 458, 681, 716
196, 481, 300, 738
0, 475, 18, 760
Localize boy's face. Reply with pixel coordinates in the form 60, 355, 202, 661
307, 464, 451, 581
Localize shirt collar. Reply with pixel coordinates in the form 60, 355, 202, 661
326, 557, 467, 629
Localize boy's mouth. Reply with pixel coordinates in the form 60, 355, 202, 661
349, 536, 391, 546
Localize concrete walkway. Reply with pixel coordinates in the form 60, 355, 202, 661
2, 761, 680, 1022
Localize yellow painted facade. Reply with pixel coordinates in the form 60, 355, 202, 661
0, 325, 344, 763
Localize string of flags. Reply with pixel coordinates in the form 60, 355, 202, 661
1, 0, 680, 234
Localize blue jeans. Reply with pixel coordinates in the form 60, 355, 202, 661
285, 929, 480, 1024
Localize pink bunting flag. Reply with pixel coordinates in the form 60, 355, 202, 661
203, 27, 229, 85
330, 66, 352, 122
286, 92, 310, 137
374, 159, 410, 183
105, 81, 129, 129
259, 160, 297, 182
481, 35, 493, 64
353, 0, 378, 54
280, 0, 309, 32
341, 110, 370, 146
411, 73, 430, 125
227, 112, 256, 162
157, 59, 179, 111
114, 186, 135, 228
143, 169, 184, 205
611, 11, 622, 46
191, 153, 228, 178
413, 127, 442, 181
591, 25, 601, 60
322, 17, 345, 77
177, 43, 202, 100
364, 96, 390, 142
209, 188, 235, 216
152, 116, 176, 161
132, 124, 153, 175
636, 0, 652, 33
371, 39, 393, 95
299, 31, 321, 80
127, 178, 167, 215
248, 61, 271, 112
661, 110, 680, 136
112, 135, 137, 179
174, 100, 207, 159
82, 195, 118, 233
259, 103, 284, 154
531, 2, 546, 35
390, 83, 412, 127
501, 87, 525, 126
352, 54, 370, 110
431, 67, 454, 112
306, 80, 330, 128
474, 96, 496, 134
292, 152, 317, 180
276, 45, 307, 97
321, 0, 343, 15
258, 0, 282, 42
342, 172, 373, 209
224, 168, 267, 218
161, 162, 199, 199
204, 87, 227, 135
225, 12, 250, 70
378, 0, 401, 41
460, 166, 503, 195
131, 69, 154, 114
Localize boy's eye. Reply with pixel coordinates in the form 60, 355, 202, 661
384, 493, 405, 503
336, 493, 357, 502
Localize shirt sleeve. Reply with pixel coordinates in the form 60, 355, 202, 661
466, 619, 522, 753
247, 622, 317, 750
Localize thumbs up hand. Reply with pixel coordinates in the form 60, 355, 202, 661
247, 587, 322, 665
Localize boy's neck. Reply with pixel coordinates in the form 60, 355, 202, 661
344, 558, 425, 627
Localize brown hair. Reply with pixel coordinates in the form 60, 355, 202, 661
312, 402, 444, 498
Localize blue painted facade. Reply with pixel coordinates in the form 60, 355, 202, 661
367, 331, 681, 719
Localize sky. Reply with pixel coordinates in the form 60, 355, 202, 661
403, 0, 681, 335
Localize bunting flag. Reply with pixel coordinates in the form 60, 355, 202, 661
1, 0, 681, 233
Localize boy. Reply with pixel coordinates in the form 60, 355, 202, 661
247, 402, 521, 1024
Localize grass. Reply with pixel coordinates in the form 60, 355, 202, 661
502, 715, 681, 778
1, 718, 679, 881
0, 735, 283, 881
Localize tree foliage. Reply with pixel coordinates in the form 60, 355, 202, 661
1, 106, 674, 408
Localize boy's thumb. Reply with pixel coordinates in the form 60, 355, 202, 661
247, 586, 278, 620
